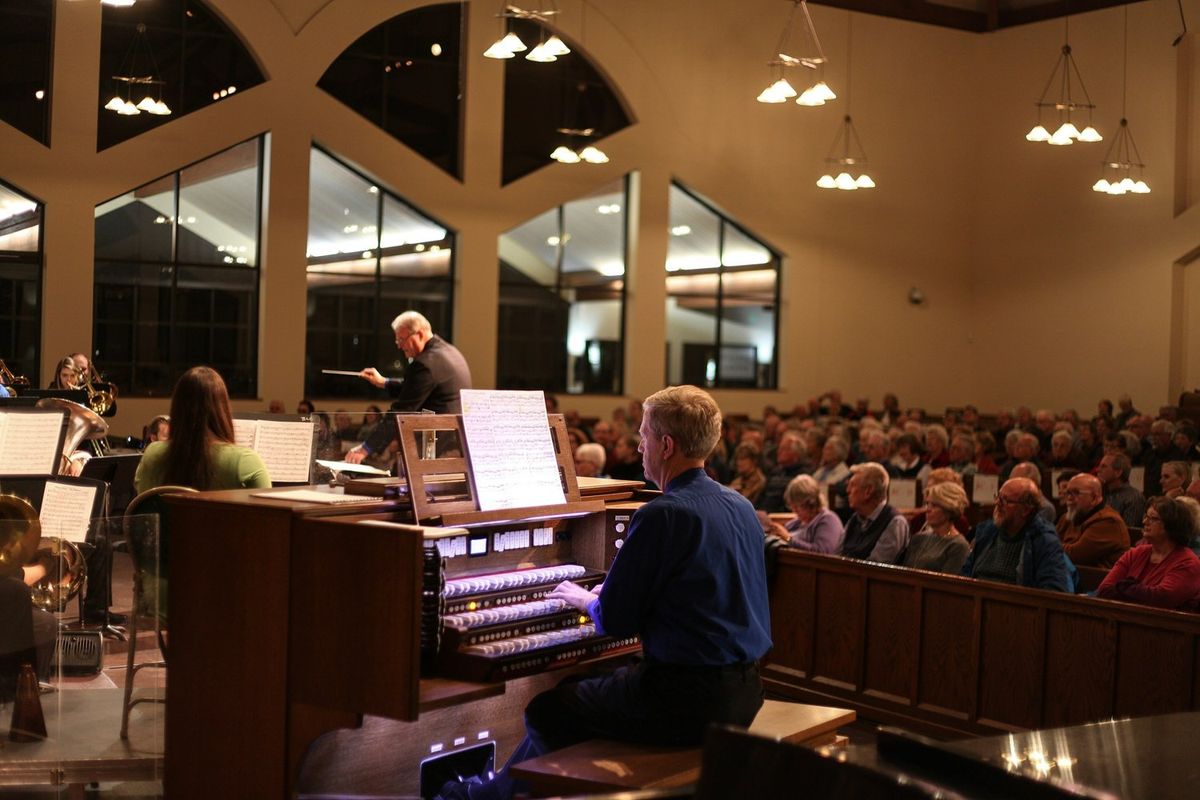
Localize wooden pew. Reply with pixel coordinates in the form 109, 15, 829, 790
765, 549, 1200, 740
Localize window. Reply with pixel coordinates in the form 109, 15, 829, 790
318, 3, 463, 178
0, 179, 43, 380
93, 137, 263, 396
502, 20, 631, 185
0, 0, 52, 145
665, 183, 780, 389
97, 0, 265, 151
498, 177, 628, 394
305, 147, 455, 399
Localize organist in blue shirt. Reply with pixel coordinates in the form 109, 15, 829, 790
437, 385, 772, 800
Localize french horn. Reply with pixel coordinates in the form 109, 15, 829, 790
34, 397, 108, 473
0, 493, 86, 612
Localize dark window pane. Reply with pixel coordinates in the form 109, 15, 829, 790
98, 1, 265, 151
319, 4, 463, 178
0, 178, 42, 379
0, 1, 52, 145
305, 147, 456, 399
502, 20, 631, 185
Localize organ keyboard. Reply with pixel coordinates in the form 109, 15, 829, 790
434, 563, 639, 681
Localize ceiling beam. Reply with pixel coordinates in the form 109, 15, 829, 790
809, 0, 988, 33
997, 0, 1148, 30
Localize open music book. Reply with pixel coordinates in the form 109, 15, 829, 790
233, 417, 314, 484
0, 410, 64, 476
459, 390, 565, 511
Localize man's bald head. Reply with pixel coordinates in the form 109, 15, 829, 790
1063, 473, 1103, 519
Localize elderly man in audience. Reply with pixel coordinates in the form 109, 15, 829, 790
812, 436, 851, 490
857, 428, 892, 469
1159, 461, 1192, 499
901, 481, 971, 574
1047, 429, 1087, 471
1142, 420, 1185, 497
1097, 453, 1146, 530
947, 433, 978, 478
755, 430, 808, 513
1032, 409, 1056, 452
840, 463, 910, 563
1009, 462, 1057, 525
962, 477, 1071, 592
574, 443, 608, 479
1097, 497, 1200, 610
1015, 406, 1034, 432
764, 475, 845, 554
999, 433, 1043, 481
1056, 473, 1130, 569
923, 424, 951, 469
728, 444, 766, 506
1114, 394, 1139, 430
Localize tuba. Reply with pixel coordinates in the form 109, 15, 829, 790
0, 493, 86, 612
34, 397, 109, 473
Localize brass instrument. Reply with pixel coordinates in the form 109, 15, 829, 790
0, 493, 86, 612
34, 397, 109, 474
0, 359, 30, 391
82, 362, 116, 417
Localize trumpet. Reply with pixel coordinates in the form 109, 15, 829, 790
0, 359, 30, 390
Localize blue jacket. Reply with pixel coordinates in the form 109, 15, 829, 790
963, 514, 1071, 593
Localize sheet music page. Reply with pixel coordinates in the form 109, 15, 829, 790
889, 478, 917, 509
1050, 469, 1065, 498
252, 420, 314, 483
972, 473, 999, 505
231, 418, 257, 449
39, 482, 97, 543
460, 389, 565, 510
0, 411, 63, 475
1129, 466, 1145, 494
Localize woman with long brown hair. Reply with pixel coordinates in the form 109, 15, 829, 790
134, 366, 270, 492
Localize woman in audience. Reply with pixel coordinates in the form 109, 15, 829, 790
356, 404, 382, 440
1160, 461, 1192, 499
135, 366, 271, 493
1174, 424, 1199, 461
765, 475, 844, 554
902, 481, 971, 574
1096, 497, 1200, 610
812, 436, 851, 490
574, 442, 608, 479
974, 431, 1000, 475
924, 424, 950, 468
728, 443, 766, 505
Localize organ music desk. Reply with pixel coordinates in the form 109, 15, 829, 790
162, 413, 650, 799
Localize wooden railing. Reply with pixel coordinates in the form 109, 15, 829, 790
764, 548, 1200, 739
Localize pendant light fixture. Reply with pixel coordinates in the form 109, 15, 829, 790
817, 15, 872, 190
483, 3, 570, 62
103, 23, 171, 116
1093, 8, 1150, 195
756, 1, 835, 106
1025, 16, 1100, 145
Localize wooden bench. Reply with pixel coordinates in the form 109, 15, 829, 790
510, 700, 854, 796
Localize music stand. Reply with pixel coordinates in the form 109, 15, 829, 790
81, 453, 142, 516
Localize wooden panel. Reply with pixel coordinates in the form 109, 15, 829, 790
861, 581, 918, 704
976, 600, 1043, 729
768, 561, 815, 678
916, 590, 975, 717
1042, 611, 1115, 727
811, 572, 864, 689
1114, 625, 1195, 717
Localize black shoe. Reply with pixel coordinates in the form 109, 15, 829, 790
83, 610, 127, 626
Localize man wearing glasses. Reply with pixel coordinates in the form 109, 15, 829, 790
1056, 474, 1130, 568
345, 310, 472, 464
961, 477, 1070, 592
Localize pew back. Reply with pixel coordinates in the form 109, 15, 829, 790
765, 549, 1200, 739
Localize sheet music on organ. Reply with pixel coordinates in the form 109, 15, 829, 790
459, 389, 565, 511
232, 417, 314, 483
39, 481, 97, 543
0, 410, 64, 476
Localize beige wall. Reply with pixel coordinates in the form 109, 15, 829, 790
1, 0, 1197, 436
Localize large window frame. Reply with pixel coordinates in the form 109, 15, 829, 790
93, 136, 265, 397
304, 145, 457, 400
666, 182, 782, 391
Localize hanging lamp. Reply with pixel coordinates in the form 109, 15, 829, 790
756, 1, 836, 106
1093, 8, 1150, 195
1025, 16, 1101, 145
817, 16, 872, 190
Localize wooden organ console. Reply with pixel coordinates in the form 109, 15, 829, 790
161, 413, 650, 799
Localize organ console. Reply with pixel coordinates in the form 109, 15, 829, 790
161, 413, 652, 799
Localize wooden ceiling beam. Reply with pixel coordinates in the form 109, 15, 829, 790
809, 0, 988, 33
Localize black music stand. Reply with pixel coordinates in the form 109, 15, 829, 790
81, 453, 142, 516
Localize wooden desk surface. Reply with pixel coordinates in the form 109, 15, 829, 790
511, 702, 855, 794
0, 688, 163, 787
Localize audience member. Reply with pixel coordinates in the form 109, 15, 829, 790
267, 399, 284, 414
858, 429, 892, 468
924, 425, 950, 468
901, 481, 970, 574
974, 431, 1000, 474
574, 443, 608, 478
728, 444, 766, 506
961, 478, 1070, 592
1188, 478, 1200, 504
1097, 497, 1200, 610
755, 431, 808, 513
357, 405, 382, 439
1097, 453, 1146, 529
999, 433, 1043, 481
947, 433, 978, 477
1142, 420, 1184, 497
1047, 429, 1087, 471
1009, 462, 1056, 525
1097, 398, 1114, 418
297, 398, 315, 415
144, 414, 170, 444
1076, 420, 1103, 469
1114, 394, 1139, 430
1032, 409, 1056, 451
1174, 424, 1199, 461
840, 463, 909, 563
890, 433, 928, 480
608, 433, 649, 486
764, 475, 844, 554
1160, 461, 1192, 499
1056, 474, 1130, 569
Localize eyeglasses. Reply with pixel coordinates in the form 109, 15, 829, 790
1063, 489, 1092, 498
1143, 513, 1162, 524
